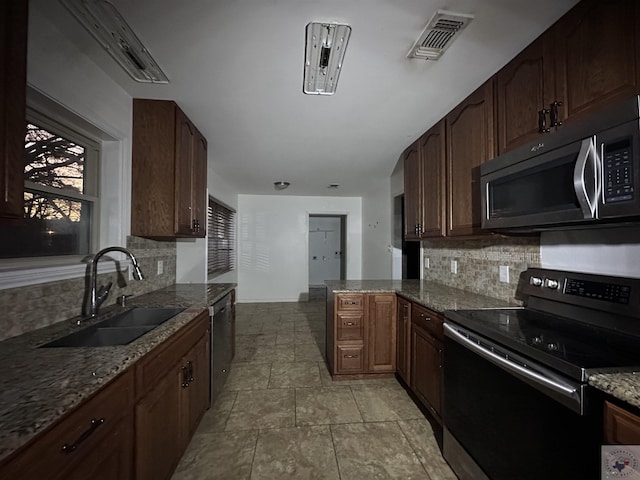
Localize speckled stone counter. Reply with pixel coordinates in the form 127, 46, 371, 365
589, 372, 640, 409
325, 279, 513, 311
0, 282, 235, 463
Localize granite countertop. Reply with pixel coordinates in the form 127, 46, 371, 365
0, 282, 235, 464
326, 279, 640, 411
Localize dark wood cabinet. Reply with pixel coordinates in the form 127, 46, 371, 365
446, 80, 496, 237
396, 296, 411, 385
132, 99, 208, 238
496, 0, 640, 154
410, 303, 444, 423
496, 36, 555, 153
328, 292, 396, 377
604, 400, 640, 445
402, 120, 446, 240
135, 310, 211, 480
0, 0, 28, 222
367, 293, 397, 373
0, 370, 134, 480
554, 0, 640, 128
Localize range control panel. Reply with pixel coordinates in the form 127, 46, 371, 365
522, 268, 639, 317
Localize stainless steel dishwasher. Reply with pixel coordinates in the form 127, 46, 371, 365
209, 293, 233, 403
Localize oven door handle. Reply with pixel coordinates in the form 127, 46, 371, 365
444, 323, 578, 398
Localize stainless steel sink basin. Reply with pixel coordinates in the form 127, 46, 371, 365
40, 307, 185, 348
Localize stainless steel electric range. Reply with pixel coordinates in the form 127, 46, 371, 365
443, 268, 640, 480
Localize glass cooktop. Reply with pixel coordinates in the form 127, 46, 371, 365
445, 308, 640, 381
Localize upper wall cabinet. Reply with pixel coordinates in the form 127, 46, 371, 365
132, 99, 207, 239
496, 0, 640, 154
446, 80, 496, 237
0, 0, 28, 222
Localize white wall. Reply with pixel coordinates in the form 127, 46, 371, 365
361, 179, 393, 279
28, 9, 132, 250
541, 227, 640, 278
237, 195, 362, 302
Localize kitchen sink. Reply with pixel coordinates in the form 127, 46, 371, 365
40, 307, 186, 348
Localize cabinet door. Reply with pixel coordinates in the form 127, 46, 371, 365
135, 367, 183, 480
367, 294, 396, 373
419, 121, 446, 238
554, 0, 640, 127
446, 80, 495, 237
411, 324, 443, 422
396, 296, 411, 384
182, 333, 211, 444
604, 400, 640, 445
0, 0, 27, 221
496, 36, 556, 154
175, 108, 196, 236
192, 131, 208, 237
403, 141, 422, 240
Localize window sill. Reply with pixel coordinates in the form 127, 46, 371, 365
0, 261, 118, 291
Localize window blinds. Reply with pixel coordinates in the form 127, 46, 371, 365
207, 196, 236, 276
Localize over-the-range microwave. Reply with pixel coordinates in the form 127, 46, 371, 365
481, 95, 640, 232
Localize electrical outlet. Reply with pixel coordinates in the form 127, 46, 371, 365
157, 260, 164, 275
499, 265, 510, 283
451, 260, 458, 274
425, 257, 430, 269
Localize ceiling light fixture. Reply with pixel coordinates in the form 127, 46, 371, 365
59, 0, 169, 83
407, 10, 474, 61
274, 181, 290, 190
303, 22, 351, 95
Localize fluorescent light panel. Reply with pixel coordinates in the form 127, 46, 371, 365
59, 0, 169, 84
304, 22, 351, 95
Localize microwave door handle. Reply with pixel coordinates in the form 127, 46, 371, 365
573, 137, 598, 219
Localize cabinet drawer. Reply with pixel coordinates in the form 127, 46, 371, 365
0, 370, 134, 480
336, 344, 365, 373
412, 303, 443, 340
136, 311, 209, 396
604, 400, 640, 445
337, 313, 364, 341
336, 294, 364, 311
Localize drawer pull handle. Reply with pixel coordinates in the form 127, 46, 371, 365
182, 361, 194, 388
345, 301, 358, 305
344, 322, 357, 326
344, 354, 359, 358
420, 313, 431, 321
62, 418, 105, 454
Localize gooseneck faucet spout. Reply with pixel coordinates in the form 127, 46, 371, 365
86, 246, 145, 319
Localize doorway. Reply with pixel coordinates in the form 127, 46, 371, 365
308, 215, 346, 299
394, 195, 420, 279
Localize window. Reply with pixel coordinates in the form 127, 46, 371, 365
207, 196, 236, 276
0, 109, 99, 259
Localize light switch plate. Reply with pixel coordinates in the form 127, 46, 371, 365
425, 257, 430, 269
157, 260, 164, 275
499, 265, 509, 283
451, 260, 457, 274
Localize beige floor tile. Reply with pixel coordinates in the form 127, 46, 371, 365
236, 321, 264, 334
268, 362, 322, 388
226, 389, 295, 431
350, 383, 424, 422
319, 365, 397, 387
233, 345, 296, 364
250, 426, 340, 479
295, 386, 363, 426
196, 390, 237, 433
172, 430, 257, 480
398, 419, 457, 480
294, 343, 325, 362
235, 333, 277, 347
331, 422, 428, 479
262, 321, 295, 333
226, 362, 272, 390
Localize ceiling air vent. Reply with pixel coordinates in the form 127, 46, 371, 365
407, 10, 474, 60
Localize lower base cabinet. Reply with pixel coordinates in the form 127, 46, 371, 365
604, 400, 640, 444
135, 310, 211, 480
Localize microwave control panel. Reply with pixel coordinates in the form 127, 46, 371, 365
603, 138, 634, 203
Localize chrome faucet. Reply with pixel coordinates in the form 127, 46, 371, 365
85, 246, 145, 319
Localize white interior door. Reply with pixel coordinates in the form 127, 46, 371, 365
309, 216, 343, 286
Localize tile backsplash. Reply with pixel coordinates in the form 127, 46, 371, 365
0, 236, 176, 342
422, 235, 541, 304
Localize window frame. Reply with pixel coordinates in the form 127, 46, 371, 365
207, 196, 236, 278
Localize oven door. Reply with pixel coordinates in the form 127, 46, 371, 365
481, 137, 600, 230
443, 323, 601, 480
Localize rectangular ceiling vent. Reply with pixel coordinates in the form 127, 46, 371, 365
59, 0, 169, 83
407, 10, 474, 60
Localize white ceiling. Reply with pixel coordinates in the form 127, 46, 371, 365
34, 0, 579, 196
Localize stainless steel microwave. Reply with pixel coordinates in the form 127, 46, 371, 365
481, 95, 640, 231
